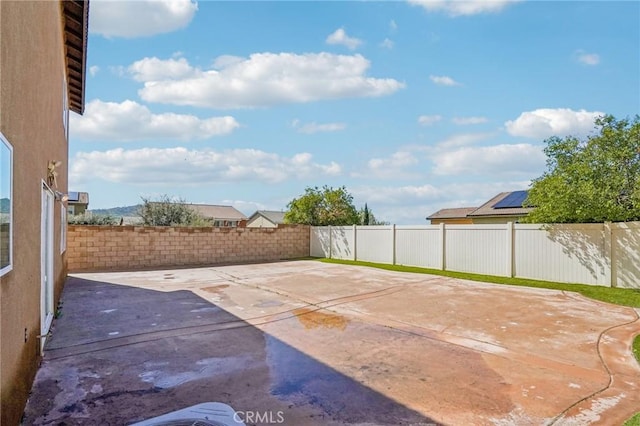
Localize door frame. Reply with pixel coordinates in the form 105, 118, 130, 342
40, 182, 55, 352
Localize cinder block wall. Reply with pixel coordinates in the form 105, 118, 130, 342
67, 225, 310, 272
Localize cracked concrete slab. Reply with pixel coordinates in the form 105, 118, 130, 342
23, 261, 640, 425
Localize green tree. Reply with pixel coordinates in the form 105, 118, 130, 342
524, 115, 640, 223
68, 212, 118, 225
358, 204, 389, 225
138, 195, 209, 226
284, 186, 360, 225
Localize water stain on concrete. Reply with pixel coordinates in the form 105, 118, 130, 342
293, 308, 349, 331
255, 300, 284, 308
201, 284, 229, 294
265, 335, 436, 424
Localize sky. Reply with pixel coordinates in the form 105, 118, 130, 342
69, 0, 640, 224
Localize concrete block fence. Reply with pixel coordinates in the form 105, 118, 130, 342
67, 224, 310, 272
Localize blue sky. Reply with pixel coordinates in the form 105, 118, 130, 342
70, 0, 640, 224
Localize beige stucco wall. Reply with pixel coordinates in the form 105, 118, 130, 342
67, 225, 311, 272
246, 215, 278, 228
0, 2, 69, 424
470, 216, 526, 224
429, 218, 474, 225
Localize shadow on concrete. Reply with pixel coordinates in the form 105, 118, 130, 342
24, 276, 439, 425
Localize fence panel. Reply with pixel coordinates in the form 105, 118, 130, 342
310, 226, 330, 258
309, 221, 639, 288
445, 225, 507, 276
395, 226, 441, 268
330, 226, 355, 260
612, 222, 640, 289
514, 224, 606, 286
356, 226, 394, 264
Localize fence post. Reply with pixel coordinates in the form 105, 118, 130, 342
328, 225, 332, 259
353, 224, 358, 261
506, 222, 514, 277
439, 223, 446, 270
392, 224, 396, 265
604, 222, 614, 287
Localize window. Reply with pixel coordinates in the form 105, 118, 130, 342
0, 133, 13, 276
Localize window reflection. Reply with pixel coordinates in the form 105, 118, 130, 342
0, 134, 12, 274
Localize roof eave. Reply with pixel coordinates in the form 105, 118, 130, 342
62, 0, 89, 115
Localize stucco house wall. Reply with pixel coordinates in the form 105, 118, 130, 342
0, 2, 86, 423
470, 216, 527, 224
246, 215, 278, 228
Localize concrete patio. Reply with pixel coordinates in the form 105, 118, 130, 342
23, 260, 640, 425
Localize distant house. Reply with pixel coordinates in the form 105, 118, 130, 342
188, 204, 247, 227
427, 190, 533, 225
427, 207, 477, 225
246, 210, 286, 228
467, 190, 533, 224
67, 191, 89, 215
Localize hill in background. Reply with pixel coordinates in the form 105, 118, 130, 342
0, 198, 9, 214
90, 205, 140, 217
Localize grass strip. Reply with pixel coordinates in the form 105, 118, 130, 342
624, 412, 640, 426
317, 258, 640, 308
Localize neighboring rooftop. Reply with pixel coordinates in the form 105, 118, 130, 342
187, 204, 247, 221
249, 210, 286, 224
68, 191, 89, 205
467, 190, 533, 217
427, 207, 478, 221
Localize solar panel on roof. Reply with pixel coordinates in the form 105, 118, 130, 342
493, 190, 528, 209
68, 191, 79, 202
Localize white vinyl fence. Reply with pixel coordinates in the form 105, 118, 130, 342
310, 222, 640, 289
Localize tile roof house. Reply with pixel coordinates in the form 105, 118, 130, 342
246, 210, 286, 228
427, 190, 534, 225
467, 190, 534, 224
426, 207, 477, 225
0, 1, 89, 423
187, 204, 247, 227
67, 191, 89, 215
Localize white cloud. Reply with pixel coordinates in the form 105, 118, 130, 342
409, 0, 518, 17
70, 99, 239, 141
418, 115, 443, 126
432, 143, 545, 176
89, 65, 100, 77
380, 38, 395, 49
429, 75, 461, 86
575, 50, 600, 66
356, 151, 420, 179
353, 180, 529, 207
452, 116, 488, 125
433, 132, 492, 149
390, 20, 398, 31
132, 53, 405, 109
220, 200, 267, 215
90, 0, 198, 38
326, 28, 363, 50
128, 57, 197, 82
292, 120, 347, 134
505, 108, 604, 139
70, 147, 341, 185
353, 184, 442, 205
